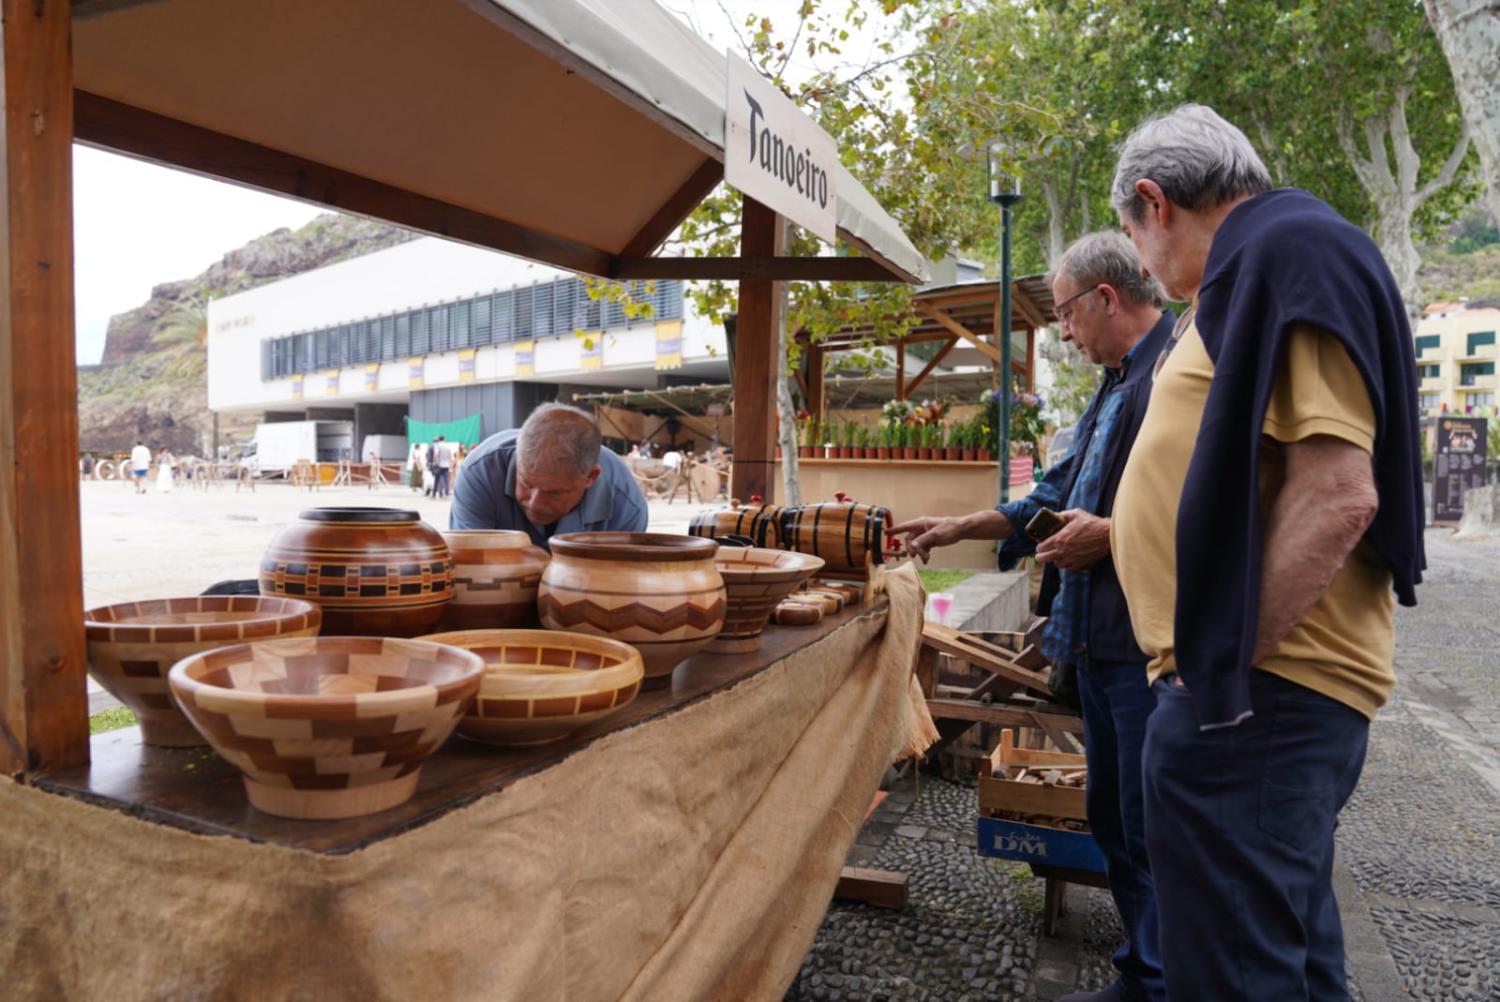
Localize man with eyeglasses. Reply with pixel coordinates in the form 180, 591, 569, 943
891, 231, 1174, 1002
450, 402, 648, 545
1109, 104, 1423, 999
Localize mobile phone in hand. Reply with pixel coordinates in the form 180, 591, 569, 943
1025, 508, 1067, 543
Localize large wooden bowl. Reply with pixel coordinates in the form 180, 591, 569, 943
259, 507, 453, 637
440, 530, 548, 630
538, 532, 725, 689
710, 548, 827, 653
168, 636, 483, 819
84, 596, 321, 747
418, 629, 644, 746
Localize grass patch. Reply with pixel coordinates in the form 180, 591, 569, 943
917, 569, 975, 593
89, 706, 138, 735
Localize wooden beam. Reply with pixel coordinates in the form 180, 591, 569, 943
730, 197, 785, 502
612, 255, 901, 282
925, 700, 1083, 736
835, 867, 909, 910
916, 301, 1001, 363
1, 0, 88, 777
1012, 289, 1048, 331
903, 337, 959, 399
619, 157, 722, 258
72, 92, 616, 277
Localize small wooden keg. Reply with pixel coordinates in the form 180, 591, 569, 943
687, 497, 785, 549
778, 494, 893, 578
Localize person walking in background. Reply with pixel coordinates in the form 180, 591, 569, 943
155, 449, 175, 494
1108, 104, 1424, 1000
431, 435, 454, 499
130, 440, 151, 495
407, 441, 425, 492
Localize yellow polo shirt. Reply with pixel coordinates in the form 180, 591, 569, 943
1110, 317, 1395, 718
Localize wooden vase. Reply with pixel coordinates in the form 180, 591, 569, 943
260, 507, 452, 637
687, 499, 786, 549
538, 533, 725, 689
84, 596, 321, 747
440, 530, 548, 630
779, 500, 894, 579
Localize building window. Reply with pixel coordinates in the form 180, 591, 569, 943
1418, 392, 1441, 411
1460, 361, 1495, 386
1469, 392, 1495, 408
1417, 363, 1441, 379
1414, 334, 1441, 357
412, 310, 431, 355
380, 317, 396, 359
394, 314, 411, 357
472, 297, 491, 344
516, 287, 534, 339
493, 291, 513, 342
1467, 330, 1496, 355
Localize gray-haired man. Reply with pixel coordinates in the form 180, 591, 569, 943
450, 402, 648, 546
892, 232, 1173, 1002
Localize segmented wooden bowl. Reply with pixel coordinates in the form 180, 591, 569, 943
418, 629, 644, 746
168, 636, 483, 819
84, 596, 321, 747
710, 548, 826, 652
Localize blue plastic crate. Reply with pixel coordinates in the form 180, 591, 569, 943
976, 815, 1107, 873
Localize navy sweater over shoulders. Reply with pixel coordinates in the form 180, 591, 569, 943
1178, 188, 1425, 728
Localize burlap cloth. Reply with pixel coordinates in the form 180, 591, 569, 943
1, 565, 936, 1001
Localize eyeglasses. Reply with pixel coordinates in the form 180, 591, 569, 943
1054, 284, 1103, 326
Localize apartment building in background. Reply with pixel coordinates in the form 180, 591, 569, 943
1415, 301, 1499, 416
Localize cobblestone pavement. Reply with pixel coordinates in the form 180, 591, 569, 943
792, 528, 1500, 1001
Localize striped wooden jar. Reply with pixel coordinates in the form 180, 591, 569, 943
538, 532, 725, 689
440, 530, 548, 630
778, 501, 893, 577
687, 500, 785, 549
84, 596, 321, 747
259, 507, 453, 637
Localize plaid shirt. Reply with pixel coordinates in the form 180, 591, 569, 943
997, 344, 1140, 666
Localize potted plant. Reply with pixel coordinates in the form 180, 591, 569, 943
960, 421, 977, 463
876, 422, 892, 460
798, 417, 815, 458
843, 420, 857, 460
900, 423, 916, 460
941, 423, 956, 462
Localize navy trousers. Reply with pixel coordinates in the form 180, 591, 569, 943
1078, 658, 1165, 1002
1142, 670, 1369, 1001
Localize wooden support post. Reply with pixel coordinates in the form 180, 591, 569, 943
0, 0, 88, 777
730, 197, 785, 503
895, 343, 906, 401
806, 345, 825, 428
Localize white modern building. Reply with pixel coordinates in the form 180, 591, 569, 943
206, 236, 729, 446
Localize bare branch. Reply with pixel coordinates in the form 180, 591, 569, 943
1337, 112, 1382, 194
775, 9, 808, 83
716, 0, 756, 63
1415, 118, 1473, 207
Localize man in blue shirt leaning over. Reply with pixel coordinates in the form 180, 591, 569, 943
450, 402, 648, 547
889, 231, 1173, 1002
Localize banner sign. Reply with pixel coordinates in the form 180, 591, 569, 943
515, 341, 535, 378
724, 51, 838, 244
654, 321, 683, 371
325, 370, 339, 395
408, 358, 424, 389
458, 348, 476, 382
1433, 416, 1487, 524
290, 374, 303, 401
580, 333, 603, 370
364, 363, 379, 392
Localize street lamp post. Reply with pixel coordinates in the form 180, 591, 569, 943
986, 142, 1022, 504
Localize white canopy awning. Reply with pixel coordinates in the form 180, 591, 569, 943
72, 0, 927, 284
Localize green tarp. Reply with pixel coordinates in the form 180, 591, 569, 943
406, 414, 483, 447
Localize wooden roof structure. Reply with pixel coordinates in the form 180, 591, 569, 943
801, 276, 1058, 418
1, 0, 925, 776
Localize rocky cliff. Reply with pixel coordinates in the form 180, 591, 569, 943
78, 213, 417, 455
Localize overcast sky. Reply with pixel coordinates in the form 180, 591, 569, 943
71, 1, 887, 366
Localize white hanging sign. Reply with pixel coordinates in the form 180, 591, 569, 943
724, 51, 839, 245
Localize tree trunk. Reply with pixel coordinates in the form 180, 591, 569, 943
1336, 87, 1471, 323
1425, 0, 1500, 225
1040, 175, 1067, 266
776, 334, 801, 507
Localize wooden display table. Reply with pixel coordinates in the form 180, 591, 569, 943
6, 569, 935, 1001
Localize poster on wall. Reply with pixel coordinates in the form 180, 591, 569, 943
1433, 416, 1488, 524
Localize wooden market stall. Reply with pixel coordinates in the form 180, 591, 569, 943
1, 1, 936, 996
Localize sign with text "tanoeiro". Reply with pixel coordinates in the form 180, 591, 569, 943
724, 51, 838, 245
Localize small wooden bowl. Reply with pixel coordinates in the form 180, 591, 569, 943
710, 549, 826, 652
84, 596, 321, 747
168, 636, 483, 819
418, 629, 644, 746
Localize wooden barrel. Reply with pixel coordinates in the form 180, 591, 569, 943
688, 500, 785, 550
778, 501, 892, 575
